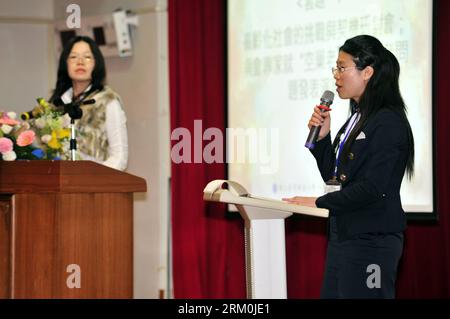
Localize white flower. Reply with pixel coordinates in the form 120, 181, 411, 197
2, 151, 16, 161
7, 112, 17, 120
35, 118, 46, 129
41, 134, 52, 144
1, 124, 13, 134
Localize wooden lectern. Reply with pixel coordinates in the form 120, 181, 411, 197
204, 180, 328, 299
0, 161, 146, 299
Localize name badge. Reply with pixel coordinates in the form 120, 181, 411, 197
324, 178, 341, 194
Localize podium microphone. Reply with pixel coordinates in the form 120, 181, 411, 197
20, 98, 49, 120
20, 108, 41, 121
20, 97, 96, 121
81, 99, 95, 105
57, 97, 96, 161
305, 90, 334, 150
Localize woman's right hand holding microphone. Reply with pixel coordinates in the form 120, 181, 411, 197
308, 106, 331, 141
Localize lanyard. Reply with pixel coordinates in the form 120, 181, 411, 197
334, 113, 359, 178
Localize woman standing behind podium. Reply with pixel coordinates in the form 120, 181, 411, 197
49, 36, 128, 171
283, 35, 414, 298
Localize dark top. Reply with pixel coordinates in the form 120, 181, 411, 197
311, 109, 408, 240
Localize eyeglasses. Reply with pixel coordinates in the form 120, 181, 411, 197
67, 54, 94, 64
332, 66, 359, 76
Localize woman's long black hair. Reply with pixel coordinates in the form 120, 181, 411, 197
333, 35, 414, 179
49, 36, 106, 103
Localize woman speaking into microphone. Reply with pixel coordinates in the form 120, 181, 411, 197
283, 35, 414, 299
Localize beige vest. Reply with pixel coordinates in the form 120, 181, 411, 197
75, 86, 123, 161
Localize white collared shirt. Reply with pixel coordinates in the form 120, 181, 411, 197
61, 86, 128, 171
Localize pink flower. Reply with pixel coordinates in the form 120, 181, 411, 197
16, 130, 35, 147
0, 114, 19, 126
0, 137, 13, 154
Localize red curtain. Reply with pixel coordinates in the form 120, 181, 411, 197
395, 0, 450, 298
170, 0, 450, 298
169, 0, 246, 298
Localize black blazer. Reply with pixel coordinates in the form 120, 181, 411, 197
311, 109, 409, 240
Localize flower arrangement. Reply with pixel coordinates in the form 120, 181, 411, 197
0, 112, 43, 161
29, 98, 72, 160
0, 98, 71, 161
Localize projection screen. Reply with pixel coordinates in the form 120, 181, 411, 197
227, 0, 435, 216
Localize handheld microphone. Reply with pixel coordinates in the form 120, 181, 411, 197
305, 90, 334, 150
